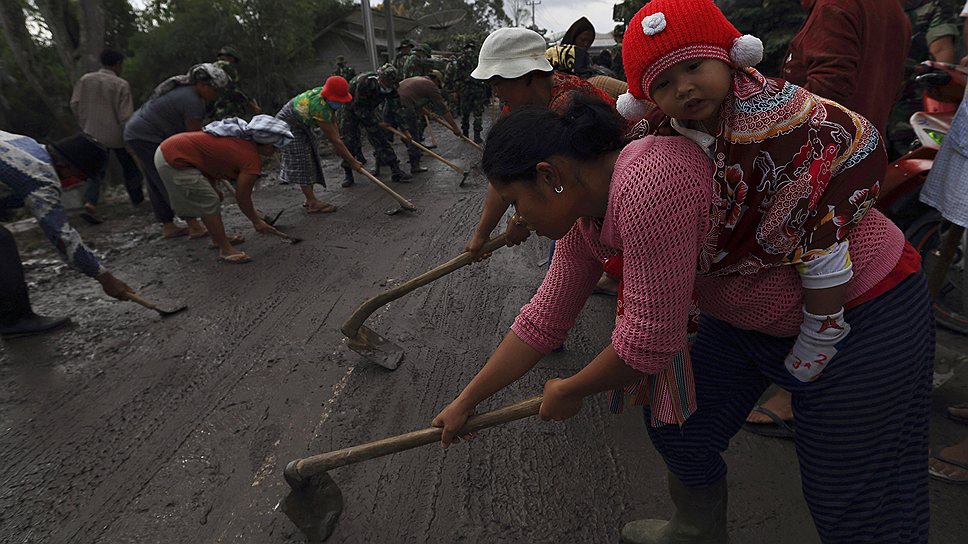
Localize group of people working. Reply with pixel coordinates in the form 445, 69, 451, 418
1, 0, 963, 541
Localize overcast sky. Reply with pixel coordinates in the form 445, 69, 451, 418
516, 0, 621, 35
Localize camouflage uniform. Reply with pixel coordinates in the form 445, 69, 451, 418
333, 57, 357, 82
403, 44, 432, 78
446, 47, 488, 142
340, 66, 410, 183
889, 0, 961, 157
210, 47, 251, 121
394, 39, 414, 71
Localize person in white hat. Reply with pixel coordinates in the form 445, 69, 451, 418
464, 27, 616, 257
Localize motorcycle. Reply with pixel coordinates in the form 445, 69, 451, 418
878, 60, 968, 334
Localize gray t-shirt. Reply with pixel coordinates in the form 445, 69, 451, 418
124, 85, 206, 144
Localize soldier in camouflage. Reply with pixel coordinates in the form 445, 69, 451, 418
403, 43, 433, 79
339, 64, 412, 186
889, 0, 961, 157
333, 55, 357, 82
610, 25, 626, 81
394, 39, 415, 71
211, 45, 260, 121
445, 42, 488, 143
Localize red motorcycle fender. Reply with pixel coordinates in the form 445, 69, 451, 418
877, 149, 936, 211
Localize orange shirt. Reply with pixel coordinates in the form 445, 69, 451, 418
159, 132, 261, 180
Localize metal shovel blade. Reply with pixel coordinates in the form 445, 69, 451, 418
345, 325, 404, 370
280, 471, 343, 543
155, 304, 188, 317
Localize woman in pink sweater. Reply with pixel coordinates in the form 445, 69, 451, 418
432, 98, 931, 543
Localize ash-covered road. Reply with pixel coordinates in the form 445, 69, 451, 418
2, 122, 966, 543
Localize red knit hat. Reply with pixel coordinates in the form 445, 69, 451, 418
617, 0, 762, 120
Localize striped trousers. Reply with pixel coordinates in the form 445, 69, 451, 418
645, 272, 933, 543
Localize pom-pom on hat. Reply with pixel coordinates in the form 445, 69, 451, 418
617, 0, 762, 119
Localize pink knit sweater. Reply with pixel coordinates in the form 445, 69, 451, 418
511, 136, 903, 374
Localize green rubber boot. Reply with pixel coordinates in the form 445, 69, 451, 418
620, 474, 728, 544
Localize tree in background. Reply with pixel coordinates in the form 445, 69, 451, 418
612, 0, 804, 76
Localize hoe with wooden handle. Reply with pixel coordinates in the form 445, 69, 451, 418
281, 395, 543, 542
382, 125, 468, 183
341, 234, 508, 370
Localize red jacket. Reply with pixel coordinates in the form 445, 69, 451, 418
782, 0, 911, 136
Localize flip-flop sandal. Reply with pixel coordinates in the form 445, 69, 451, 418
742, 406, 796, 439
307, 203, 338, 214
946, 404, 968, 425
79, 210, 104, 225
208, 234, 246, 249
929, 455, 968, 484
162, 229, 190, 240
218, 252, 252, 264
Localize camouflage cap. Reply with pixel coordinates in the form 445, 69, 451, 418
398, 39, 415, 49
377, 63, 401, 85
417, 43, 432, 55
217, 45, 242, 62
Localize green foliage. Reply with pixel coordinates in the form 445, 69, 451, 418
126, 0, 353, 110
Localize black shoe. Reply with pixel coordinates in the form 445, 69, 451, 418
473, 133, 483, 144
370, 167, 382, 177
0, 313, 71, 338
392, 171, 413, 183
410, 165, 429, 174
341, 177, 355, 188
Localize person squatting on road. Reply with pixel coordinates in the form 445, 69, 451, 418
0, 131, 132, 338
434, 2, 933, 543
397, 74, 463, 175
124, 63, 228, 239
153, 115, 293, 264
275, 76, 360, 211
341, 64, 413, 185
463, 27, 616, 256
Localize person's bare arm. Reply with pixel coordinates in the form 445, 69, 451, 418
318, 119, 363, 170
234, 172, 267, 227
432, 332, 543, 447
443, 110, 462, 136
930, 36, 957, 64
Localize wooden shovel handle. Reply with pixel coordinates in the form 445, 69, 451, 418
126, 292, 157, 310
289, 395, 542, 478
425, 110, 483, 151
356, 168, 418, 211
383, 126, 465, 175
340, 233, 508, 338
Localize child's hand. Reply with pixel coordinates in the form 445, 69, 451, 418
432, 398, 476, 448
539, 378, 584, 421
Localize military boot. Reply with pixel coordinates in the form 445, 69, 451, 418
410, 157, 428, 174
473, 129, 483, 144
390, 162, 412, 183
620, 474, 728, 544
341, 166, 355, 188
369, 163, 382, 177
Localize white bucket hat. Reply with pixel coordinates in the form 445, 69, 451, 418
471, 27, 554, 80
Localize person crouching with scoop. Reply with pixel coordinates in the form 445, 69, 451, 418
153, 115, 294, 263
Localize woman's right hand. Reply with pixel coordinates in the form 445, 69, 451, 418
505, 215, 532, 246
431, 398, 476, 448
464, 231, 492, 261
350, 158, 364, 172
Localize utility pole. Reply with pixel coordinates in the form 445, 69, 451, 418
361, 0, 379, 71
526, 0, 541, 27
384, 0, 395, 64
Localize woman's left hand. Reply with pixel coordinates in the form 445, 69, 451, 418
539, 378, 583, 421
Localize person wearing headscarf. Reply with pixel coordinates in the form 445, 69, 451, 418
275, 76, 361, 211
124, 63, 228, 239
0, 131, 132, 337
153, 115, 293, 263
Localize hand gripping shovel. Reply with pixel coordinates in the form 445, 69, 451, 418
341, 233, 508, 370
382, 126, 468, 184
281, 395, 542, 542
127, 292, 187, 317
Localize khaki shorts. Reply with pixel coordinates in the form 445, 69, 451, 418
154, 147, 221, 217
